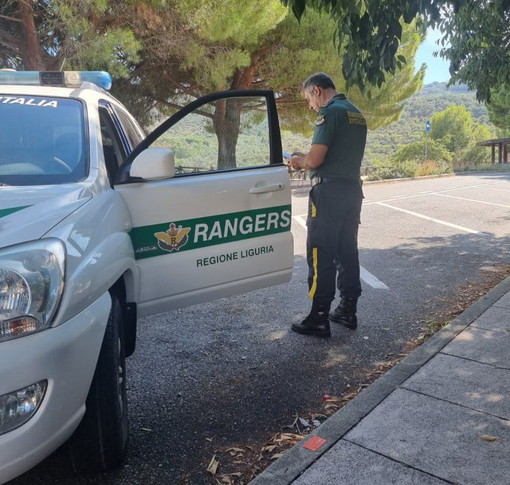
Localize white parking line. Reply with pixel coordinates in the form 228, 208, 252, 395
363, 182, 510, 206
376, 202, 483, 234
293, 215, 389, 289
360, 266, 389, 289
434, 193, 510, 208
294, 215, 307, 229
484, 186, 510, 194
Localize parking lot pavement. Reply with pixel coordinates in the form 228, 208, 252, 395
250, 275, 510, 485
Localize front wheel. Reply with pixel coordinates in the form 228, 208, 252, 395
68, 294, 129, 473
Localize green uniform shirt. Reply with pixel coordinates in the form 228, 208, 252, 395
310, 94, 367, 180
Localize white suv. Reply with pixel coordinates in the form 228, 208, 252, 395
0, 71, 293, 483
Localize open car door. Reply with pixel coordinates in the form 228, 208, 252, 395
114, 90, 293, 317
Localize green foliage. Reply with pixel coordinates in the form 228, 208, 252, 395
364, 158, 453, 181
487, 85, 510, 136
461, 144, 492, 167
363, 160, 404, 180
362, 83, 498, 180
282, 0, 510, 103
2, 0, 425, 140
189, 48, 252, 91
105, 4, 425, 139
153, 106, 272, 169
365, 83, 493, 163
263, 13, 424, 134
346, 20, 425, 130
391, 139, 452, 164
179, 0, 287, 46
430, 105, 494, 164
438, 1, 510, 103
282, 0, 438, 92
430, 106, 473, 157
0, 0, 155, 74
410, 84, 490, 123
166, 0, 287, 91
63, 28, 140, 78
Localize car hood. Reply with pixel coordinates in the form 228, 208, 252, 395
0, 185, 92, 248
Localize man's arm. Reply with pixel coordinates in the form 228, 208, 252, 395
289, 144, 328, 170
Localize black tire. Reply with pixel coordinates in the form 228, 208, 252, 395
68, 294, 129, 473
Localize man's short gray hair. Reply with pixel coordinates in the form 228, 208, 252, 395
303, 72, 336, 91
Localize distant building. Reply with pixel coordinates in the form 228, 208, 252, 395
476, 138, 510, 164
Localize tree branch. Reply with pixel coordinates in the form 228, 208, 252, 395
0, 28, 23, 52
0, 14, 22, 23
154, 97, 215, 120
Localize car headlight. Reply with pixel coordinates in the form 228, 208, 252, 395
0, 381, 47, 435
0, 239, 65, 342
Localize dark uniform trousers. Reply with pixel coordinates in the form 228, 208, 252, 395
307, 178, 363, 305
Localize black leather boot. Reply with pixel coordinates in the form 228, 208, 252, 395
329, 297, 358, 329
291, 302, 331, 338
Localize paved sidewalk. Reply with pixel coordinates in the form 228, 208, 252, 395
250, 276, 510, 485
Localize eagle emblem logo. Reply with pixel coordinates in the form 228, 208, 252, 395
154, 223, 191, 252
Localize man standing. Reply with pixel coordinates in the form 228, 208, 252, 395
289, 72, 367, 338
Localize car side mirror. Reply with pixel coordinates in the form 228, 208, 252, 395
130, 147, 175, 180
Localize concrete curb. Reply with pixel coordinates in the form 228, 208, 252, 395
249, 276, 510, 485
290, 173, 455, 194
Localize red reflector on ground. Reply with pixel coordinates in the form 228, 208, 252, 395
303, 436, 326, 451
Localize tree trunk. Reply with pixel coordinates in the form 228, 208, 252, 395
213, 98, 242, 170
19, 0, 43, 70
212, 55, 264, 169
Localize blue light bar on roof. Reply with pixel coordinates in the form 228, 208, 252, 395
0, 70, 112, 90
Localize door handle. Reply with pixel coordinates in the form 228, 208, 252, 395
249, 183, 284, 194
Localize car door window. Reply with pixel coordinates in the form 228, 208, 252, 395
110, 105, 146, 149
149, 95, 272, 175
99, 108, 127, 185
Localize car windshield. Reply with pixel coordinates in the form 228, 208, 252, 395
0, 95, 86, 186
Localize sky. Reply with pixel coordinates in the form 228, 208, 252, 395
414, 28, 451, 84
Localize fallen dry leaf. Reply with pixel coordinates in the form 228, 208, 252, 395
262, 445, 277, 452
481, 435, 500, 442
207, 454, 220, 475
271, 452, 285, 460
217, 476, 233, 485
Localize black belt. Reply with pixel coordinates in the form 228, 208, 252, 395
311, 176, 360, 186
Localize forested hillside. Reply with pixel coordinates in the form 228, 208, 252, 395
365, 82, 491, 162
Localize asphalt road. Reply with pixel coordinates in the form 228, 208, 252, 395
10, 171, 510, 485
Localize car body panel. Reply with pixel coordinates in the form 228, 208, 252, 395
0, 293, 111, 484
0, 77, 292, 482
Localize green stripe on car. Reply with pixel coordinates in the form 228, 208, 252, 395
131, 205, 292, 260
0, 206, 31, 219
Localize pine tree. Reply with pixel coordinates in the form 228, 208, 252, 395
487, 86, 510, 137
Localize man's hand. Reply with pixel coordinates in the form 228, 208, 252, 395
288, 145, 328, 170
289, 154, 305, 170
